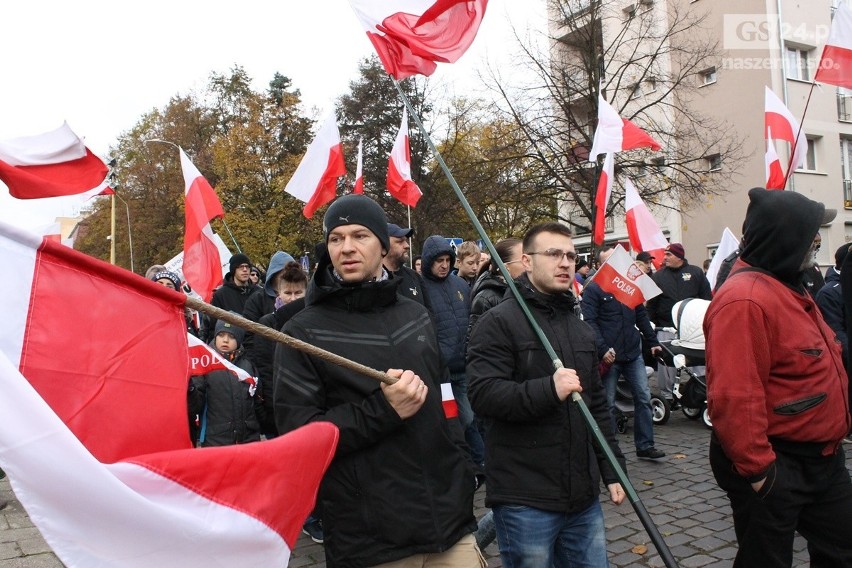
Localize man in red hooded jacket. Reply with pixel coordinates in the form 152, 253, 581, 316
705, 188, 851, 568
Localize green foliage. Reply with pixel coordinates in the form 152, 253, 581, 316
75, 66, 322, 273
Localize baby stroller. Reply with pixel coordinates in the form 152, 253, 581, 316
658, 299, 712, 429
612, 366, 671, 434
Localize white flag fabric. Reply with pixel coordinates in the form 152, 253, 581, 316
706, 228, 740, 291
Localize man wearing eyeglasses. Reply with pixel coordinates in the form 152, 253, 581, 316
467, 222, 625, 567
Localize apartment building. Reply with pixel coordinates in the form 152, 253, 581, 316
551, 0, 851, 267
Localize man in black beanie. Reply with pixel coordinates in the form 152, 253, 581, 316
706, 188, 852, 567
204, 252, 260, 341
273, 194, 479, 567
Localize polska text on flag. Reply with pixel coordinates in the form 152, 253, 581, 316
591, 244, 662, 309
0, 221, 337, 567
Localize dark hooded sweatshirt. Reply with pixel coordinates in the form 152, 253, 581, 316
273, 254, 476, 568
705, 188, 851, 479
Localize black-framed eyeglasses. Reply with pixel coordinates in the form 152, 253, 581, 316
526, 249, 578, 262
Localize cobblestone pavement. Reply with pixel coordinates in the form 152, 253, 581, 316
1, 411, 849, 567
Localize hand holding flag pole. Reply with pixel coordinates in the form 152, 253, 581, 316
389, 76, 678, 568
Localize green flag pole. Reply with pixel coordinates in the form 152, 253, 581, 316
391, 77, 678, 568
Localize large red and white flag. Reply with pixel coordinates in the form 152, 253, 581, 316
765, 86, 807, 172
593, 152, 614, 245
591, 244, 662, 309
0, 222, 338, 567
388, 108, 423, 207
765, 128, 786, 190
589, 94, 661, 161
624, 177, 668, 268
815, 3, 852, 88
354, 137, 365, 194
349, 0, 488, 80
285, 114, 347, 218
0, 122, 108, 199
180, 149, 225, 303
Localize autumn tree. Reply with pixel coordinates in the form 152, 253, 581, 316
483, 0, 746, 239
75, 67, 319, 273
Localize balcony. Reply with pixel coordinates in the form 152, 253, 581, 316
844, 179, 852, 209
838, 93, 852, 122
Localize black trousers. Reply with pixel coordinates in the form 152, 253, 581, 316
710, 436, 852, 568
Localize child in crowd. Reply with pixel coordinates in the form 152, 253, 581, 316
188, 318, 260, 447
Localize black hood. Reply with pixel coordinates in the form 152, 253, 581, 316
739, 187, 827, 287
421, 236, 456, 282
305, 249, 401, 310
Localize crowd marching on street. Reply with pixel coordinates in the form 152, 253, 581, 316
26, 187, 829, 568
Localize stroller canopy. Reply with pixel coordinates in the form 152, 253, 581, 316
670, 299, 710, 350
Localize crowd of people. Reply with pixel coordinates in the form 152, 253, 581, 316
131, 188, 851, 567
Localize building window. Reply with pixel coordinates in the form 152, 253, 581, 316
623, 5, 636, 21
799, 138, 817, 171
785, 46, 812, 81
630, 83, 642, 99
646, 77, 658, 93
700, 67, 717, 86
841, 138, 852, 207
706, 154, 722, 172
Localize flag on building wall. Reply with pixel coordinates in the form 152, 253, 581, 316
349, 0, 489, 79
815, 3, 852, 88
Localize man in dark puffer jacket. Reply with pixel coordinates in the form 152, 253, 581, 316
274, 195, 478, 568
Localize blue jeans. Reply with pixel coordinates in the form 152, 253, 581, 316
493, 501, 610, 567
450, 372, 485, 466
602, 356, 655, 451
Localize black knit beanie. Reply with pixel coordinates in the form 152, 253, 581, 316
323, 194, 389, 252
229, 253, 252, 274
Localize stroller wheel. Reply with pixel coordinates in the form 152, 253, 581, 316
616, 415, 629, 434
681, 406, 701, 420
650, 396, 670, 425
701, 405, 713, 429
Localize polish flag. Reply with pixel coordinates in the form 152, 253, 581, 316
285, 114, 347, 218
589, 94, 662, 161
441, 382, 458, 419
188, 334, 257, 394
0, 122, 108, 199
180, 149, 225, 303
354, 137, 365, 194
765, 128, 786, 190
815, 3, 852, 88
0, 221, 338, 567
387, 108, 423, 207
765, 86, 807, 172
591, 244, 662, 309
593, 152, 614, 245
349, 0, 489, 80
624, 177, 668, 269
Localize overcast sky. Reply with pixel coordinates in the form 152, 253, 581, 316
0, 0, 545, 230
